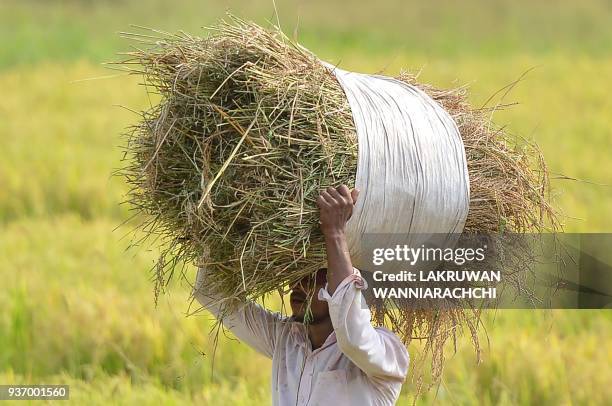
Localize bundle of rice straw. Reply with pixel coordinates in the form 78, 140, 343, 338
117, 16, 557, 389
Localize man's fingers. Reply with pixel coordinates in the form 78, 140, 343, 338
326, 186, 341, 200
326, 187, 346, 205
321, 186, 357, 207
316, 194, 330, 208
320, 190, 337, 205
351, 188, 360, 204
338, 184, 352, 201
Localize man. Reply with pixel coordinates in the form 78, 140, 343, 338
194, 185, 409, 405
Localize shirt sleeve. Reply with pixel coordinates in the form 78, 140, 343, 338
318, 268, 409, 381
193, 267, 284, 359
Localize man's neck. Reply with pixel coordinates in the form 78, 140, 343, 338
307, 317, 334, 350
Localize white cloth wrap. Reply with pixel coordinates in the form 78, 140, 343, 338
323, 63, 470, 270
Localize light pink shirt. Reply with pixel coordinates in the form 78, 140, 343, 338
194, 267, 409, 406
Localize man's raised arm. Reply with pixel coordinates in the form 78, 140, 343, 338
193, 267, 285, 359
316, 185, 409, 381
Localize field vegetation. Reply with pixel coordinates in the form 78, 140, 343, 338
1, 1, 611, 404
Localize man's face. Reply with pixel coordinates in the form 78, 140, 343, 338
289, 268, 329, 324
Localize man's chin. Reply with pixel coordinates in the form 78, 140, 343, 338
291, 309, 305, 323
292, 314, 305, 323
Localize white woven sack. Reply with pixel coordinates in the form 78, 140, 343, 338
323, 63, 470, 270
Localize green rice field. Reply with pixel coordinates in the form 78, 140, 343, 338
1, 1, 611, 404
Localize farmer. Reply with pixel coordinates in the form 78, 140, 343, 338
194, 185, 409, 405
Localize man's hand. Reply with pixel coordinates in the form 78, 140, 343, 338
316, 185, 360, 237
316, 185, 360, 294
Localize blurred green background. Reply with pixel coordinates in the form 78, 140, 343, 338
1, 0, 611, 404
